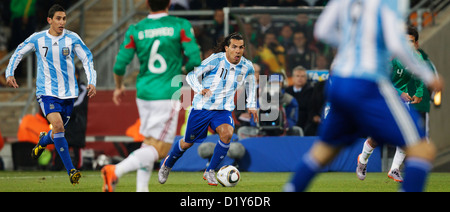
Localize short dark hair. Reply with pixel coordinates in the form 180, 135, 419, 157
48, 4, 65, 19
213, 32, 244, 53
407, 25, 419, 42
147, 0, 170, 12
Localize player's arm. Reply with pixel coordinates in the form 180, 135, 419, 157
245, 64, 258, 122
73, 34, 97, 98
112, 26, 136, 105
186, 53, 219, 93
5, 35, 36, 88
314, 0, 340, 47
180, 20, 201, 72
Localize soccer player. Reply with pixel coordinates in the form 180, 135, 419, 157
284, 0, 444, 192
158, 32, 258, 186
357, 26, 429, 183
100, 0, 201, 192
5, 4, 97, 185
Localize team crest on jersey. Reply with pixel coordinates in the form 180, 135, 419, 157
62, 47, 70, 56
190, 134, 195, 140
236, 73, 244, 82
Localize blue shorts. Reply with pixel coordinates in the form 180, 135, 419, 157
184, 109, 234, 143
37, 95, 75, 127
319, 76, 426, 148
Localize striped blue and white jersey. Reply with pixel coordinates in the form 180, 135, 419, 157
5, 29, 97, 99
314, 0, 434, 85
186, 52, 257, 111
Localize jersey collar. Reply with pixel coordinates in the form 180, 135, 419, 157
147, 12, 168, 19
46, 29, 66, 40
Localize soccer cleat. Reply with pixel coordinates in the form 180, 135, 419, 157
158, 164, 172, 184
31, 132, 48, 160
388, 168, 404, 182
203, 169, 218, 186
69, 169, 81, 185
356, 154, 367, 181
101, 165, 118, 192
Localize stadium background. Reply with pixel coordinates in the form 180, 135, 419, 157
0, 0, 449, 173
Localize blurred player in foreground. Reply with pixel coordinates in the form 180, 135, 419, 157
356, 26, 436, 183
101, 0, 201, 192
284, 0, 444, 192
5, 4, 97, 185
158, 32, 258, 186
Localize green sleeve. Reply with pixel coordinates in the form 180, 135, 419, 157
180, 20, 201, 72
113, 25, 137, 76
413, 77, 424, 98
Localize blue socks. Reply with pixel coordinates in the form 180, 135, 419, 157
53, 132, 75, 175
283, 154, 431, 192
163, 139, 186, 168
284, 153, 321, 192
39, 130, 53, 146
401, 157, 432, 192
163, 139, 230, 172
207, 140, 230, 171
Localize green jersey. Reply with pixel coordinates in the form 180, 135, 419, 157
407, 49, 437, 112
114, 13, 201, 100
390, 53, 424, 98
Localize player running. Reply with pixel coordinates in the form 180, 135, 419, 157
101, 0, 201, 192
5, 4, 97, 185
158, 32, 258, 186
284, 0, 443, 192
357, 25, 432, 183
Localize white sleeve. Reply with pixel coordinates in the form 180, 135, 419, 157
5, 40, 36, 78
73, 36, 97, 86
245, 67, 257, 109
185, 54, 218, 93
314, 0, 341, 47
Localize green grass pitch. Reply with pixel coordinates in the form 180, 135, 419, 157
0, 171, 449, 192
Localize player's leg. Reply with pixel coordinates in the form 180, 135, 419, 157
372, 80, 431, 191
46, 112, 80, 184
388, 146, 406, 182
159, 109, 210, 184
31, 130, 52, 159
102, 143, 159, 192
158, 138, 193, 184
202, 111, 235, 186
32, 97, 54, 159
285, 77, 366, 192
402, 140, 435, 191
356, 137, 377, 180
38, 97, 80, 185
359, 137, 377, 164
206, 123, 233, 172
133, 100, 180, 191
284, 141, 341, 192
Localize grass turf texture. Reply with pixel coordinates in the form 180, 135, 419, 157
0, 171, 449, 192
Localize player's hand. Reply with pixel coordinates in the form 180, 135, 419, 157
112, 86, 125, 106
6, 76, 19, 88
411, 96, 422, 104
87, 84, 96, 98
248, 108, 258, 123
400, 92, 412, 102
200, 89, 212, 97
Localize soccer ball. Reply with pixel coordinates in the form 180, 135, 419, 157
217, 165, 241, 187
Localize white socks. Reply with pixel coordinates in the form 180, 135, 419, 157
359, 139, 406, 171
359, 139, 374, 164
390, 146, 406, 171
114, 144, 158, 192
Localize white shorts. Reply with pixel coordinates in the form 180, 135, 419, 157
136, 99, 180, 144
